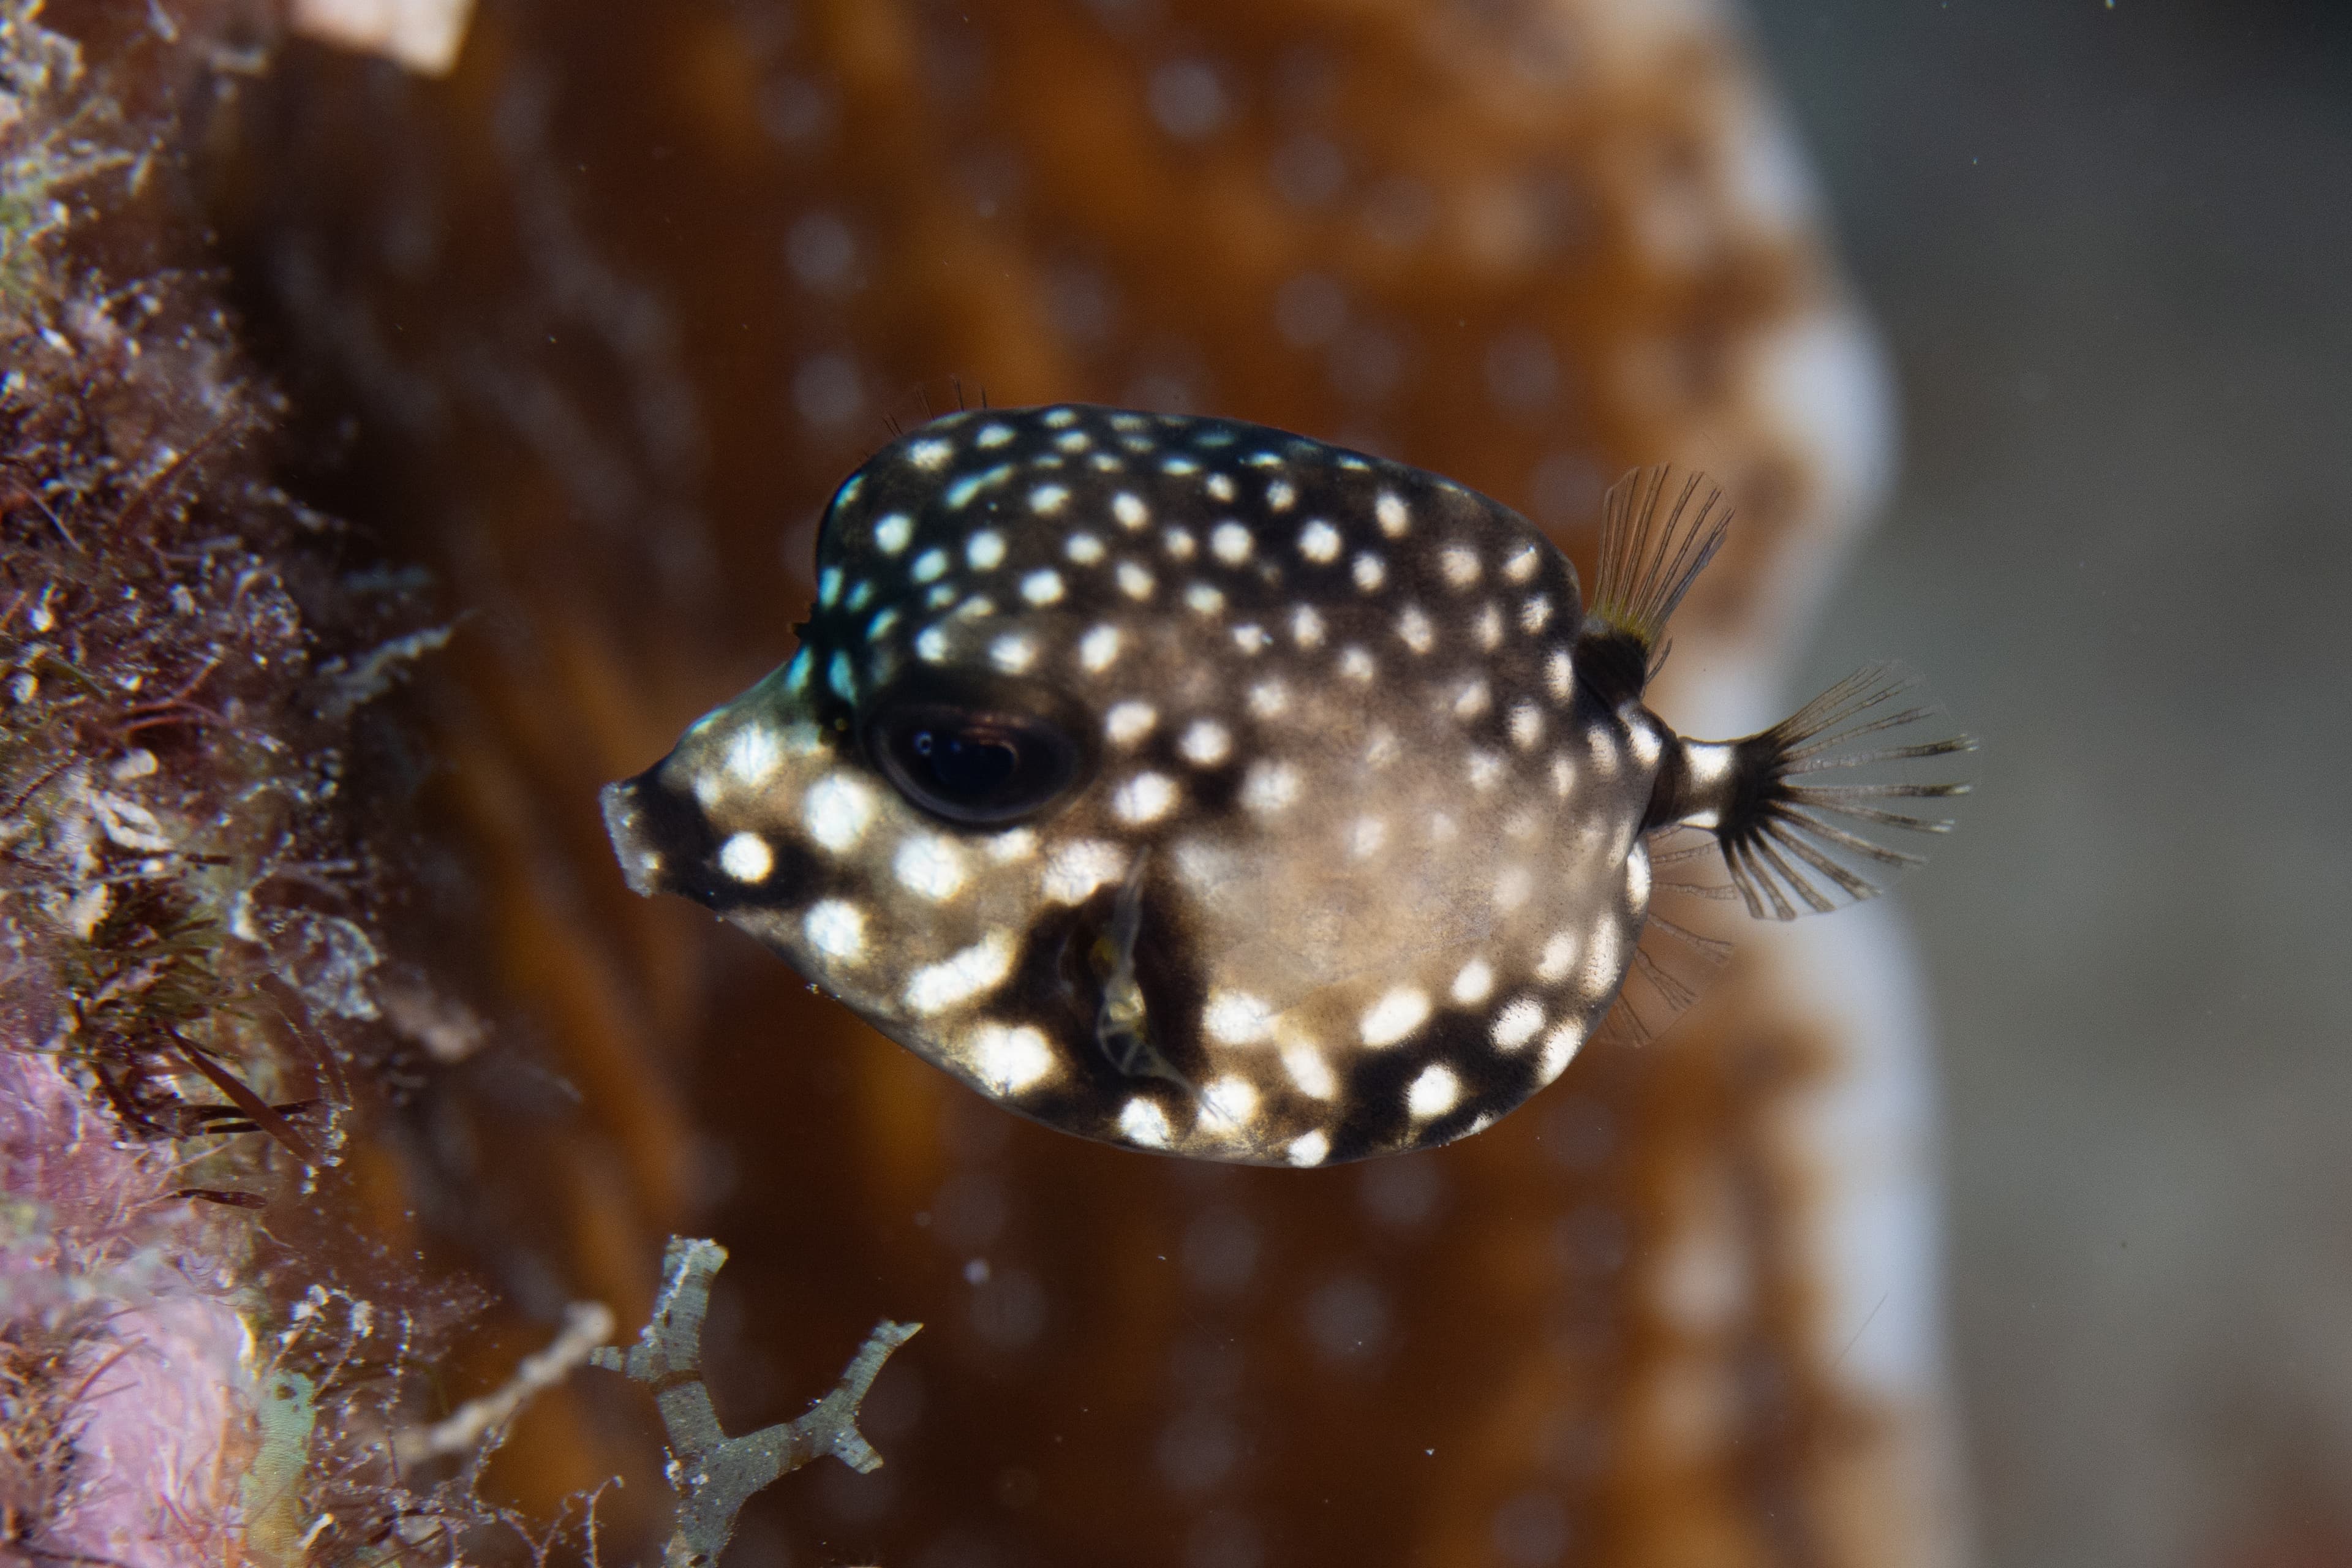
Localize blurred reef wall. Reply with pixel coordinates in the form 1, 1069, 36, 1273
43, 0, 1979, 1561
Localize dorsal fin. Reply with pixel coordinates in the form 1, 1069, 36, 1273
1583, 467, 1732, 688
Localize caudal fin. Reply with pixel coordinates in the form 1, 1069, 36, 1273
1689, 666, 1975, 921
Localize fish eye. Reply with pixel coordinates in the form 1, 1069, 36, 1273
864, 690, 1087, 826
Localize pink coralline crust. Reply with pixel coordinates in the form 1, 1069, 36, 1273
0, 1048, 260, 1567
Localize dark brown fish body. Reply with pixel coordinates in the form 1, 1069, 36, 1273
603, 405, 1967, 1164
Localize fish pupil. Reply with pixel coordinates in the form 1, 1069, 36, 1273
914, 727, 1019, 797
865, 692, 1090, 826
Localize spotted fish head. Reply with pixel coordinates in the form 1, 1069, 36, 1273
604, 404, 1672, 1165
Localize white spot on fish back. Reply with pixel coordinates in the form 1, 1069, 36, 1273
1537, 1022, 1581, 1085
1626, 843, 1653, 908
1289, 605, 1325, 647
1246, 679, 1291, 718
802, 899, 865, 961
990, 633, 1036, 673
818, 567, 842, 606
1241, 761, 1302, 816
1298, 520, 1341, 562
1162, 455, 1202, 477
904, 931, 1015, 1014
1346, 815, 1387, 859
976, 423, 1014, 448
1509, 703, 1545, 748
1583, 921, 1621, 993
1205, 473, 1237, 502
1474, 604, 1504, 650
718, 832, 774, 883
1586, 728, 1621, 778
1491, 997, 1545, 1049
912, 548, 948, 582
1283, 1044, 1335, 1099
1118, 562, 1156, 599
1119, 1098, 1173, 1148
1352, 553, 1387, 592
1203, 990, 1275, 1044
1163, 527, 1197, 560
1021, 570, 1065, 605
915, 625, 950, 662
1210, 521, 1252, 563
1627, 722, 1663, 767
1494, 863, 1533, 910
827, 652, 856, 701
1286, 1129, 1332, 1166
1375, 491, 1409, 536
1440, 545, 1480, 586
1536, 931, 1579, 982
1179, 720, 1232, 766
1266, 479, 1296, 511
1199, 1077, 1259, 1128
1114, 492, 1149, 529
1112, 772, 1179, 824
1056, 430, 1091, 452
1365, 726, 1400, 768
1106, 701, 1157, 745
1030, 483, 1070, 514
1338, 647, 1376, 682
1467, 750, 1503, 790
1503, 545, 1539, 582
1231, 624, 1269, 654
1185, 582, 1226, 616
1397, 606, 1433, 653
1079, 625, 1123, 672
1066, 532, 1106, 564
1406, 1063, 1460, 1118
1450, 957, 1494, 1005
968, 530, 1007, 570
803, 775, 876, 852
1453, 679, 1490, 718
894, 834, 968, 901
1360, 987, 1430, 1046
724, 725, 782, 786
1550, 753, 1575, 797
1043, 840, 1127, 903
970, 1022, 1054, 1093
1521, 594, 1553, 632
908, 437, 952, 469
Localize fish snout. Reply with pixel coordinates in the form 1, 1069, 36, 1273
601, 770, 700, 900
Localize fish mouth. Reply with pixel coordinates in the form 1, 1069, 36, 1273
603, 766, 740, 904
600, 774, 671, 897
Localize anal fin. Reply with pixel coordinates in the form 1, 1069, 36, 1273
1596, 826, 1739, 1048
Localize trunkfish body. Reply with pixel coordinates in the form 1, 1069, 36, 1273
603, 405, 1969, 1166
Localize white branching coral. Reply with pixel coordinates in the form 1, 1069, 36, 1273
593, 1237, 921, 1568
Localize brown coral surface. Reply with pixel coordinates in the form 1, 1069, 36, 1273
201, 1, 1961, 1563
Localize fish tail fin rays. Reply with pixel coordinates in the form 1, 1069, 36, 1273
1579, 466, 1733, 701
1595, 826, 1738, 1049
1659, 664, 1976, 922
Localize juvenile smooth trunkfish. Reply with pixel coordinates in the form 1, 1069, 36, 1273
603, 405, 1971, 1166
